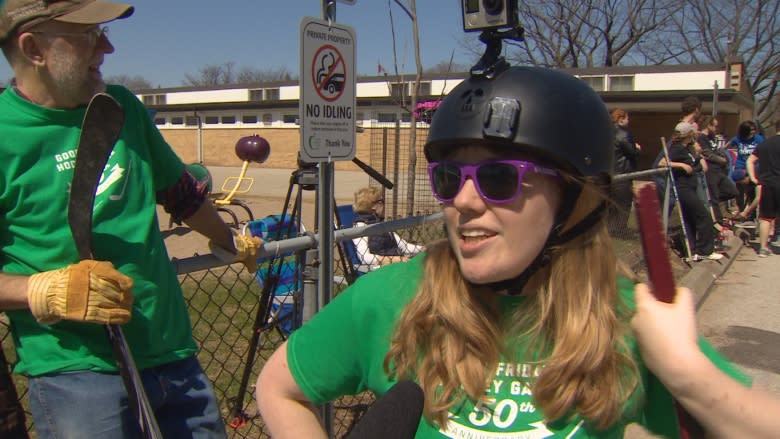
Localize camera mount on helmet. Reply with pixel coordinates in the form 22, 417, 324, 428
462, 0, 524, 79
470, 25, 524, 78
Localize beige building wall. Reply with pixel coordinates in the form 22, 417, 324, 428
161, 128, 375, 171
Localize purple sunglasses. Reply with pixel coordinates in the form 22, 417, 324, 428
427, 159, 559, 204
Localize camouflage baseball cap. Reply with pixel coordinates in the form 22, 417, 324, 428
0, 0, 134, 42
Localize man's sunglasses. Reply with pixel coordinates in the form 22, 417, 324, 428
427, 160, 559, 204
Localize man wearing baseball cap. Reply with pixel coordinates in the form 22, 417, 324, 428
0, 0, 135, 41
0, 1, 259, 437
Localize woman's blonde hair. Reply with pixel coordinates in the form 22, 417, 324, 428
384, 176, 639, 430
354, 186, 383, 214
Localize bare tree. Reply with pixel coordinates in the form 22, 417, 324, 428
650, 0, 780, 128
425, 60, 470, 74
184, 62, 296, 87
104, 74, 153, 91
508, 0, 681, 67
183, 61, 235, 86
388, 0, 424, 216
235, 66, 295, 83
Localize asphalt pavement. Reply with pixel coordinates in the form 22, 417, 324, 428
693, 234, 780, 397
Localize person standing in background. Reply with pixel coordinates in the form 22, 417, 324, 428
608, 108, 641, 238
698, 115, 737, 226
667, 122, 723, 261
680, 96, 702, 127
747, 119, 780, 257
728, 120, 765, 224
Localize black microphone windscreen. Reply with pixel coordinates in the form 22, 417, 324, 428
344, 380, 424, 439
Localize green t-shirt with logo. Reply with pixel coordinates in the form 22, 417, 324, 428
287, 255, 749, 438
0, 85, 198, 376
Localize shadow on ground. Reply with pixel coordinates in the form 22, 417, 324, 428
718, 325, 780, 374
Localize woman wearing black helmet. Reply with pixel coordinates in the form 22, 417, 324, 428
256, 66, 747, 438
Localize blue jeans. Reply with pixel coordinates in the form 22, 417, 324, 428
28, 356, 227, 439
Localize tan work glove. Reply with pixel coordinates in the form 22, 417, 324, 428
27, 260, 134, 325
209, 229, 263, 273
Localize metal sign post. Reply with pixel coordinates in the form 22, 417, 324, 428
300, 2, 357, 436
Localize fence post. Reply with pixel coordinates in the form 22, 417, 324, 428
393, 120, 401, 218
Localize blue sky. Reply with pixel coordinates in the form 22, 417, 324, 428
1, 1, 481, 87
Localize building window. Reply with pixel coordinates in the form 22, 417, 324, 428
249, 88, 280, 101
185, 116, 199, 126
142, 94, 166, 105
171, 117, 184, 125
282, 114, 299, 124
249, 89, 263, 101
204, 116, 219, 125
579, 75, 605, 92
418, 81, 432, 96
242, 115, 258, 124
400, 112, 412, 123
262, 113, 273, 124
264, 88, 280, 101
377, 112, 397, 123
608, 75, 634, 91
390, 82, 410, 99
221, 116, 236, 124
154, 117, 166, 126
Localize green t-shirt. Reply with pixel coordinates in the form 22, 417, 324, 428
0, 85, 198, 375
287, 255, 749, 438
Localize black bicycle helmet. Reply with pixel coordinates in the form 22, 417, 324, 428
425, 66, 613, 179
425, 66, 615, 292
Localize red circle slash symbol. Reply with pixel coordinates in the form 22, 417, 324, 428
312, 44, 346, 103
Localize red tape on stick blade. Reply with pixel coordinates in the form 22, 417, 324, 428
634, 183, 676, 303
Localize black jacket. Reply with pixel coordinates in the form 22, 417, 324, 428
614, 125, 640, 173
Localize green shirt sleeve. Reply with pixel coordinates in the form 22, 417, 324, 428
287, 255, 424, 404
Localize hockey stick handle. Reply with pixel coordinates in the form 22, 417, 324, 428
352, 157, 394, 189
659, 137, 694, 261
69, 93, 162, 439
104, 324, 162, 438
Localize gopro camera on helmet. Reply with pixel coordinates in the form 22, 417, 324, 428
462, 0, 518, 32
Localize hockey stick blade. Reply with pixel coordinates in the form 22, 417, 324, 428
634, 184, 676, 303
68, 93, 162, 439
634, 183, 705, 438
68, 93, 124, 259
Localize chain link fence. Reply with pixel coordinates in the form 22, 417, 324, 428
2, 167, 696, 438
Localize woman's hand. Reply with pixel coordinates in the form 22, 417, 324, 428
631, 284, 703, 385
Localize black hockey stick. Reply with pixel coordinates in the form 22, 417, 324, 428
660, 137, 694, 263
68, 93, 162, 439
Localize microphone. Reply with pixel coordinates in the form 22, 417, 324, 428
352, 157, 394, 190
344, 380, 424, 439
